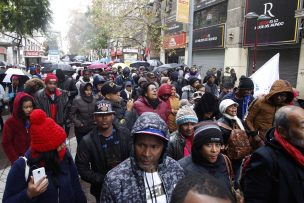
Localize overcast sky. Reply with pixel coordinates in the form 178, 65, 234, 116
49, 0, 92, 53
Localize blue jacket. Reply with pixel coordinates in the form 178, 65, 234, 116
3, 151, 86, 203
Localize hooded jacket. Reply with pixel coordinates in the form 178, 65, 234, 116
2, 93, 33, 163
71, 83, 96, 134
245, 80, 294, 141
100, 112, 184, 202
75, 76, 93, 95
134, 96, 170, 123
243, 128, 304, 203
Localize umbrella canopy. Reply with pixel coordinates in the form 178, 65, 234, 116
152, 63, 181, 73
88, 63, 108, 70
130, 61, 151, 71
82, 62, 93, 66
42, 63, 74, 73
112, 63, 128, 69
5, 68, 24, 75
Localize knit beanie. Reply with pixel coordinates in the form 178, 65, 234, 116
176, 104, 198, 126
138, 77, 148, 85
219, 99, 239, 114
30, 109, 66, 152
238, 76, 254, 90
191, 122, 223, 165
193, 122, 223, 146
45, 73, 58, 84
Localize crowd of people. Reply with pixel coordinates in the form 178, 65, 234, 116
1, 63, 304, 203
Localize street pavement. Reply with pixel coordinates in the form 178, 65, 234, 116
0, 125, 95, 202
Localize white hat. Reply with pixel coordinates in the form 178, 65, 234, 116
219, 99, 239, 114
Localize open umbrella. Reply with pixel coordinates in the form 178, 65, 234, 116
2, 68, 30, 83
130, 61, 150, 69
42, 63, 75, 76
152, 63, 181, 73
88, 63, 108, 70
0, 61, 7, 67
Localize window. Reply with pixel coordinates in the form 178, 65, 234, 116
194, 2, 227, 29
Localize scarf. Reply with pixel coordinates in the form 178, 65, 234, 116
45, 88, 61, 120
124, 89, 132, 100
182, 134, 193, 157
145, 97, 160, 110
242, 95, 251, 119
274, 129, 304, 167
223, 113, 245, 130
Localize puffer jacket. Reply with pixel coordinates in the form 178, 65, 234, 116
168, 131, 186, 161
2, 93, 33, 163
70, 83, 96, 134
100, 149, 184, 202
245, 80, 294, 141
134, 96, 170, 122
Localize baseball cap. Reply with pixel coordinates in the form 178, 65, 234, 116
93, 100, 115, 115
101, 81, 122, 95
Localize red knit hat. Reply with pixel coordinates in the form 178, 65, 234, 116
45, 73, 58, 84
30, 109, 66, 152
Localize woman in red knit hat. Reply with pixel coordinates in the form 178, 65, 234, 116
3, 109, 86, 203
2, 92, 34, 164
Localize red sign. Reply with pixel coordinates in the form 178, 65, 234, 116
163, 32, 186, 49
0, 47, 6, 54
111, 50, 123, 56
24, 51, 43, 57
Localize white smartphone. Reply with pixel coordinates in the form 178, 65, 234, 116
32, 167, 46, 184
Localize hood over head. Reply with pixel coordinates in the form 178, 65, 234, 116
265, 80, 294, 103
12, 92, 34, 119
158, 83, 172, 97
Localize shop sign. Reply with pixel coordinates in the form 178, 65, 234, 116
163, 32, 187, 49
122, 48, 138, 53
24, 51, 43, 57
195, 0, 226, 10
165, 21, 184, 35
176, 0, 190, 23
244, 0, 300, 46
0, 47, 7, 54
48, 49, 59, 55
192, 24, 225, 50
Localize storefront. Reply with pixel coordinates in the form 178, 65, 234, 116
163, 21, 186, 64
244, 0, 301, 86
192, 24, 225, 75
24, 51, 44, 67
123, 48, 139, 63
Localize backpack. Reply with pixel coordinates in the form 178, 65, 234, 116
218, 122, 251, 160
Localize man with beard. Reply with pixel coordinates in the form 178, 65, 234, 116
34, 74, 68, 126
242, 106, 304, 203
101, 81, 137, 130
168, 104, 198, 160
100, 112, 184, 202
75, 100, 131, 203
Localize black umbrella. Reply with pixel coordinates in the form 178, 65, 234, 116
0, 61, 6, 67
130, 61, 150, 70
42, 63, 75, 76
152, 63, 181, 73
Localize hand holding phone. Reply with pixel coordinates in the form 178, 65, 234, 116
32, 167, 46, 184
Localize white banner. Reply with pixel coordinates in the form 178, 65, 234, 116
250, 53, 280, 98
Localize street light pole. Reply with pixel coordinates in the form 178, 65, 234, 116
245, 12, 271, 74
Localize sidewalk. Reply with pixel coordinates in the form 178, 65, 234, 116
0, 134, 95, 202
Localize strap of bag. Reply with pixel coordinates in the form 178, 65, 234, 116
223, 154, 235, 182
217, 122, 233, 131
21, 156, 29, 181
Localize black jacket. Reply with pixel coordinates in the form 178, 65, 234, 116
34, 88, 69, 126
57, 76, 78, 101
243, 128, 304, 203
168, 131, 186, 161
75, 125, 131, 200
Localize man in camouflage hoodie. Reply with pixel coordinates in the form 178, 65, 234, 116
100, 112, 184, 202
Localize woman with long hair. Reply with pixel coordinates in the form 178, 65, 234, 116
2, 92, 35, 164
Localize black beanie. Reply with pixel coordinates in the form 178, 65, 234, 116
238, 76, 254, 90
191, 122, 223, 165
189, 77, 199, 86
